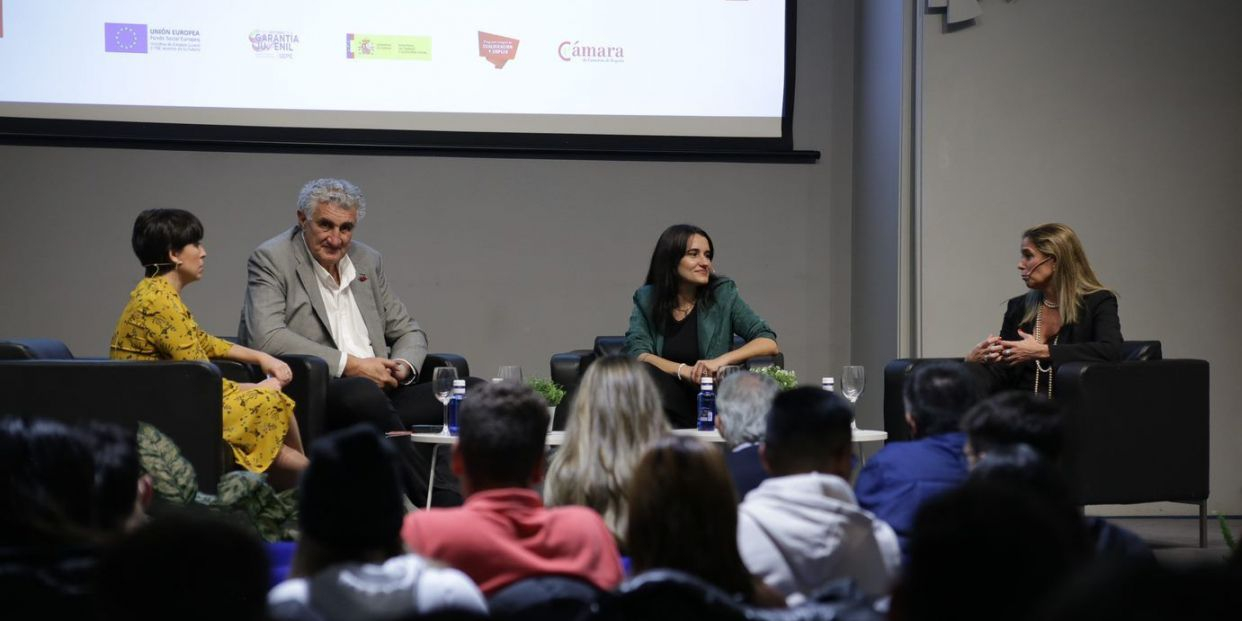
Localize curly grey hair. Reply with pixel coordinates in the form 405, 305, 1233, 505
297, 178, 367, 221
716, 371, 779, 448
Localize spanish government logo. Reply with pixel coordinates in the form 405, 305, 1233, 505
346, 33, 431, 60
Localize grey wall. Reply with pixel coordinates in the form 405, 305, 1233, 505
0, 1, 856, 398
917, 0, 1242, 514
852, 0, 914, 430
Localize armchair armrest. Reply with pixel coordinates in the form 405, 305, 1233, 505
419, 354, 470, 384
551, 350, 595, 393
278, 354, 329, 447
743, 353, 785, 370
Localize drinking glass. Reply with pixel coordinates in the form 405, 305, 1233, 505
842, 365, 865, 404
716, 365, 742, 384
498, 365, 523, 384
432, 366, 458, 436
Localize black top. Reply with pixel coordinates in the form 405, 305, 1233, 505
660, 306, 700, 365
987, 290, 1123, 392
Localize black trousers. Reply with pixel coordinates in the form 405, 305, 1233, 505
644, 365, 700, 429
324, 377, 479, 507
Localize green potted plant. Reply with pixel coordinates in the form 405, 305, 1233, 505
750, 365, 798, 391
526, 376, 566, 407
136, 422, 298, 541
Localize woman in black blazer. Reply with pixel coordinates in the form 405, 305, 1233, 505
966, 223, 1123, 397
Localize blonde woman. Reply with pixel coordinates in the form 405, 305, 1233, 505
966, 223, 1122, 397
544, 356, 670, 545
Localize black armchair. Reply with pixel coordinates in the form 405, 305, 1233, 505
487, 575, 602, 621
0, 338, 329, 492
418, 353, 470, 385
882, 341, 1211, 545
594, 569, 882, 621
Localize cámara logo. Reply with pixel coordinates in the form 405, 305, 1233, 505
478, 31, 519, 68
558, 40, 625, 63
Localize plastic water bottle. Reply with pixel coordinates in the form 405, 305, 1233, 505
822, 377, 835, 392
447, 379, 466, 435
697, 377, 716, 431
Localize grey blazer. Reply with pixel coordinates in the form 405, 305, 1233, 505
239, 225, 428, 377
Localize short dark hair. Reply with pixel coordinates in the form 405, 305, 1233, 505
131, 208, 203, 275
897, 480, 1086, 621
0, 416, 97, 546
764, 387, 853, 474
457, 382, 550, 489
904, 361, 982, 437
960, 391, 1064, 460
79, 421, 141, 534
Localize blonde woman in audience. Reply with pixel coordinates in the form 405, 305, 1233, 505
544, 355, 670, 546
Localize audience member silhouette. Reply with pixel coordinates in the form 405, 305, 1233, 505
0, 416, 100, 618
403, 382, 623, 596
270, 424, 485, 619
855, 361, 981, 560
715, 371, 780, 500
544, 355, 670, 547
80, 421, 152, 535
891, 479, 1087, 621
737, 388, 900, 603
96, 511, 270, 621
627, 434, 785, 607
960, 391, 1153, 561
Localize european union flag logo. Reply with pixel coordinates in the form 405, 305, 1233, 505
105, 23, 148, 53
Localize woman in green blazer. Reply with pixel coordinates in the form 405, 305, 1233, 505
626, 224, 779, 427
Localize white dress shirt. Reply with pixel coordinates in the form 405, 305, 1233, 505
306, 242, 414, 383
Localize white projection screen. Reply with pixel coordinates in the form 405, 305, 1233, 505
0, 0, 796, 154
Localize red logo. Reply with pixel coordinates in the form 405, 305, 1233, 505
478, 31, 518, 68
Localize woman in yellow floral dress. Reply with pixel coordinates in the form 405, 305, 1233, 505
111, 209, 308, 489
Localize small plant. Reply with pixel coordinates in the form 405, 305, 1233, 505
750, 365, 798, 391
137, 422, 298, 541
1219, 513, 1237, 556
526, 376, 567, 406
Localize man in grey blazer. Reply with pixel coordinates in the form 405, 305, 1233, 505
240, 178, 461, 506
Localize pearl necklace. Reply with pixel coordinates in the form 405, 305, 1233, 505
1042, 298, 1059, 309
1033, 306, 1058, 398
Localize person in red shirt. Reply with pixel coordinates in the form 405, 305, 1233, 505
401, 381, 624, 595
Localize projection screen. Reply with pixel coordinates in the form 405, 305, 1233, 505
0, 0, 795, 153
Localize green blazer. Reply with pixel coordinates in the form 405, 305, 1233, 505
625, 277, 777, 361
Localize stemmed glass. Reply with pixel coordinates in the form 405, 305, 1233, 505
498, 365, 523, 384
842, 365, 865, 430
432, 366, 458, 436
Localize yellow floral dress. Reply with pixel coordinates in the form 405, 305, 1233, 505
110, 277, 293, 473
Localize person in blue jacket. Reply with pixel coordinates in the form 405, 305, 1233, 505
854, 361, 982, 562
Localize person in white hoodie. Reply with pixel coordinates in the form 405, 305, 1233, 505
737, 387, 901, 605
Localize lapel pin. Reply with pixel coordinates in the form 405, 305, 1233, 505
358, 275, 368, 282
